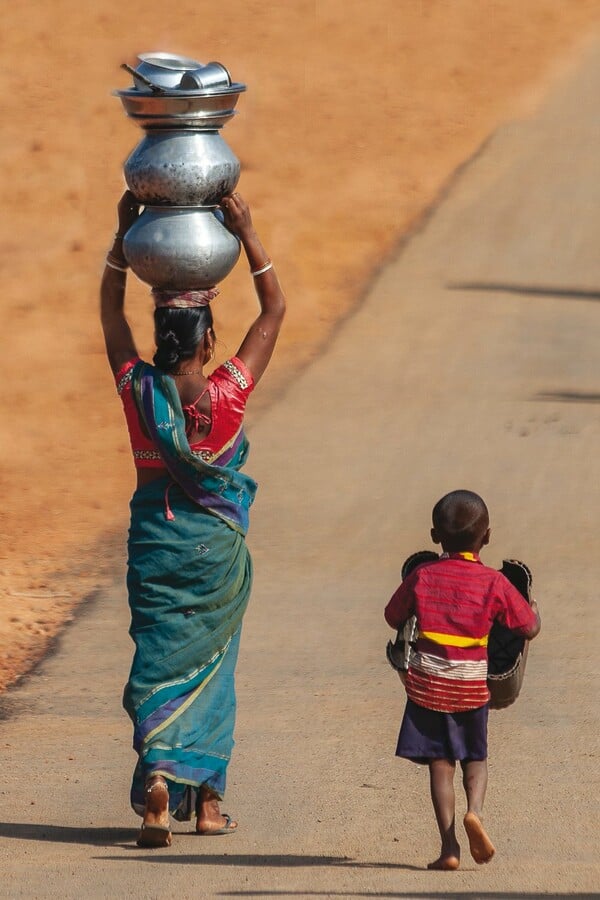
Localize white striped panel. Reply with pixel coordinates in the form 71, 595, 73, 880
411, 651, 487, 681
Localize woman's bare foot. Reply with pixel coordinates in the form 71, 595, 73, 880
196, 787, 238, 835
427, 853, 460, 870
463, 811, 495, 863
137, 774, 172, 847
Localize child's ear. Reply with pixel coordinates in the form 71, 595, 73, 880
481, 527, 491, 546
431, 527, 441, 545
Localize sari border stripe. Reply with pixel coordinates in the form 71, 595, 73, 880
143, 650, 226, 745
136, 642, 229, 723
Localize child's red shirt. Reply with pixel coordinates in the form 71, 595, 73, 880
385, 553, 537, 712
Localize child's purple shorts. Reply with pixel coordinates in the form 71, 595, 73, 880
396, 699, 489, 764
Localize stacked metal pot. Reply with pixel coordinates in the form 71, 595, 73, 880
115, 53, 246, 290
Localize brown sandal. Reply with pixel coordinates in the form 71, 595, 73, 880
137, 821, 172, 847
196, 812, 238, 836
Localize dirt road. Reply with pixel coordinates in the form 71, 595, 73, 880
2, 1, 600, 692
1, 38, 598, 899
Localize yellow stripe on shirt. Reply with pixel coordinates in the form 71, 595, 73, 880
419, 630, 489, 648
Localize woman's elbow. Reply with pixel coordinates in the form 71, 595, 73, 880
273, 289, 286, 319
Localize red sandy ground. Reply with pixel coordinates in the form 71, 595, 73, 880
1, 1, 599, 690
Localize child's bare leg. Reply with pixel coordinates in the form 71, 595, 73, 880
461, 758, 488, 816
461, 759, 495, 864
427, 758, 460, 870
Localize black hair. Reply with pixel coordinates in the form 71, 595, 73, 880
432, 489, 489, 552
153, 307, 214, 373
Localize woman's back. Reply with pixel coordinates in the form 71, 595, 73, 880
116, 356, 254, 484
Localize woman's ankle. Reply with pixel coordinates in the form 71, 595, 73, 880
196, 786, 234, 829
144, 774, 169, 820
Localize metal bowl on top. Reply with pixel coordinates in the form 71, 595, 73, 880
133, 52, 203, 91
116, 83, 246, 130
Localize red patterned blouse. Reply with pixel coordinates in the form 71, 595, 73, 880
115, 356, 254, 469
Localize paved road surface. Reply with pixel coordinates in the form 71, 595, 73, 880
1, 44, 599, 900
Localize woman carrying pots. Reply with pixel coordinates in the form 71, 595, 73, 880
100, 190, 285, 847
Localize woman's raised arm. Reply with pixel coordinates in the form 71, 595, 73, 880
100, 191, 140, 375
221, 193, 286, 385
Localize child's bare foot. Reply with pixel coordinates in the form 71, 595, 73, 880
137, 775, 172, 847
196, 787, 238, 835
427, 853, 460, 870
463, 811, 495, 863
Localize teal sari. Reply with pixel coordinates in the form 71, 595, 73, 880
124, 362, 257, 819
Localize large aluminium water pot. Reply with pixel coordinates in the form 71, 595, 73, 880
124, 131, 240, 206
123, 207, 240, 291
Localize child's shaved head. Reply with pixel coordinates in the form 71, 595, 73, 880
432, 490, 489, 552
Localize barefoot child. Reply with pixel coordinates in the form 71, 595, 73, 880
385, 490, 540, 870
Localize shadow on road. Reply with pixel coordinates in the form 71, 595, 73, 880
446, 282, 600, 302
97, 853, 423, 871
0, 822, 137, 846
532, 390, 600, 404
215, 893, 600, 899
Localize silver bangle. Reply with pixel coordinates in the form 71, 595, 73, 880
106, 257, 128, 273
251, 260, 273, 277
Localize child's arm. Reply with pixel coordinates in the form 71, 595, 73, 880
496, 577, 541, 640
522, 599, 541, 640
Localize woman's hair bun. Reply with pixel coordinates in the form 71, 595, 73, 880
162, 329, 180, 352
154, 328, 182, 369
153, 306, 214, 373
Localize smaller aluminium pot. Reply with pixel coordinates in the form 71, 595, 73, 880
124, 131, 240, 206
